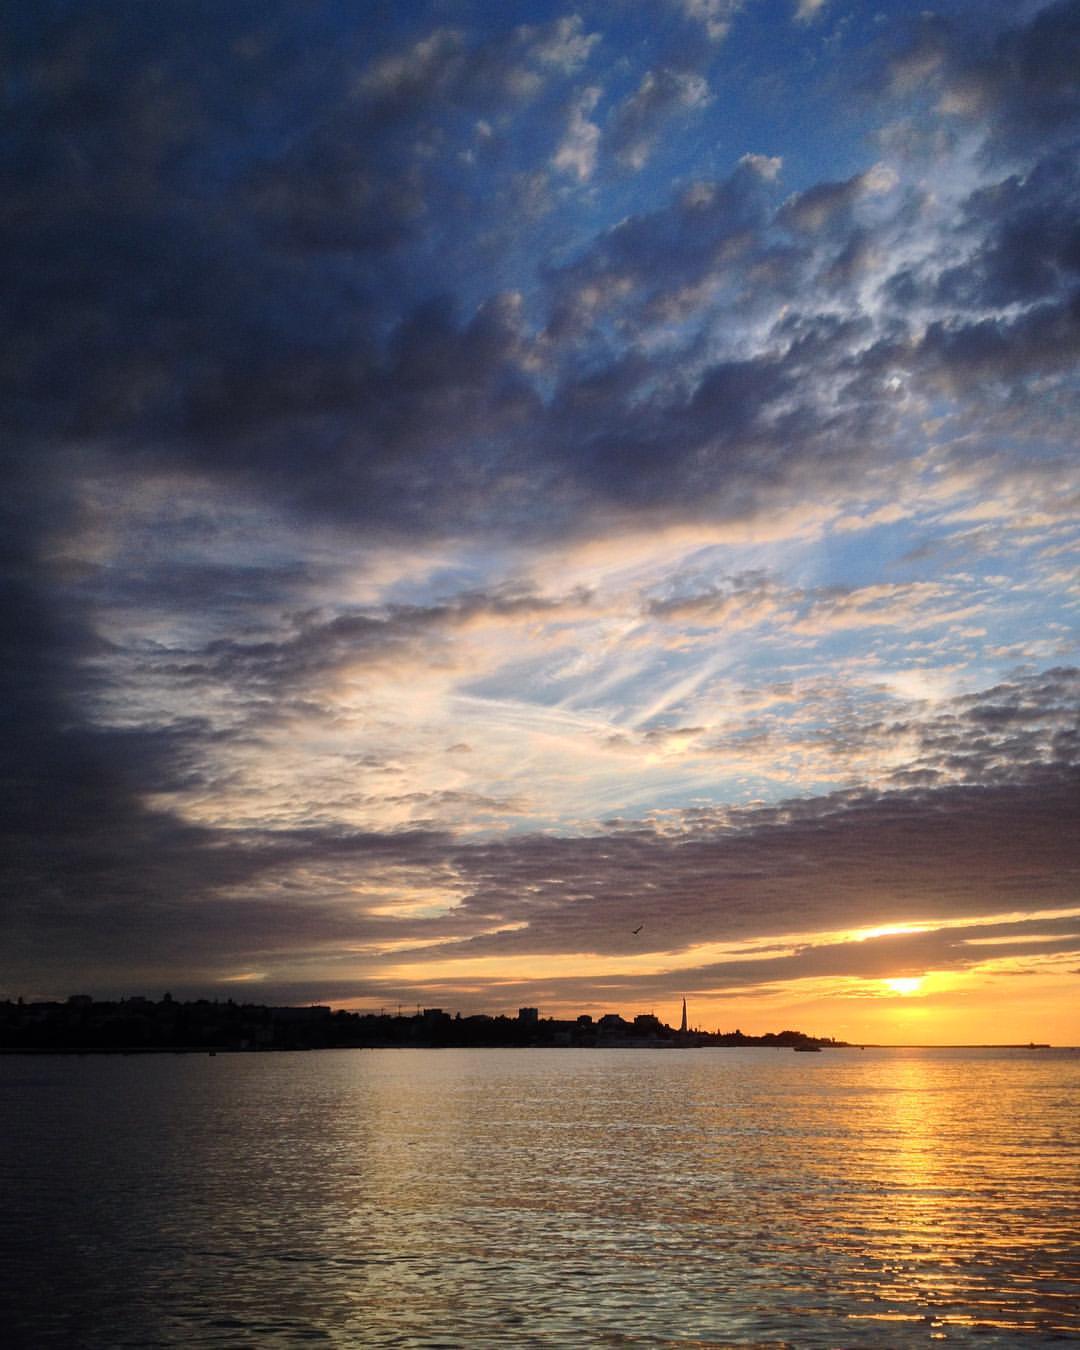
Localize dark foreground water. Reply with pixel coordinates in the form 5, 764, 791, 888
1, 1047, 1077, 1347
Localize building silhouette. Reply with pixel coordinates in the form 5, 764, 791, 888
0, 994, 845, 1052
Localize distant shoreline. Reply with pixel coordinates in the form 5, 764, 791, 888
3, 996, 1062, 1054
1, 1042, 1063, 1056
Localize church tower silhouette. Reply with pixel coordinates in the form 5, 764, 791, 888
679, 998, 687, 1034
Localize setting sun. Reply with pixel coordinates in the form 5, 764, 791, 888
884, 977, 924, 996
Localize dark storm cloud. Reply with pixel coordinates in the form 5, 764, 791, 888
0, 462, 223, 991
1, 806, 460, 994
2, 4, 568, 534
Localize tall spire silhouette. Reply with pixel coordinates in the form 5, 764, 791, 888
679, 997, 687, 1034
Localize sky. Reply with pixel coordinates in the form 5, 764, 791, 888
3, 0, 1079, 1043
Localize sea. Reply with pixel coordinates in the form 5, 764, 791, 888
1, 1046, 1077, 1347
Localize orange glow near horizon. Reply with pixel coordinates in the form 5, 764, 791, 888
329, 953, 1080, 1045
322, 904, 1080, 1045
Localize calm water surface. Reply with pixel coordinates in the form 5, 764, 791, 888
1, 1047, 1077, 1347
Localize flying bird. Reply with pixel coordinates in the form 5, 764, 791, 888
632, 924, 643, 935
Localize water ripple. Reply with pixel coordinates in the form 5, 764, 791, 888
1, 1046, 1077, 1346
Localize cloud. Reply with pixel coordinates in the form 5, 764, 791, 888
5, 0, 1076, 559
5, 636, 1077, 1001
546, 156, 778, 331
607, 67, 711, 171
553, 86, 603, 181
892, 0, 1080, 157
355, 15, 599, 110
646, 574, 976, 638
916, 293, 1080, 392
794, 0, 827, 24
525, 15, 601, 73
673, 0, 746, 44
647, 570, 783, 629
740, 153, 783, 182
165, 582, 596, 703
356, 28, 469, 104
935, 152, 1080, 311
778, 165, 896, 234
